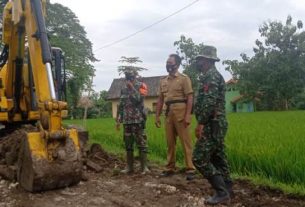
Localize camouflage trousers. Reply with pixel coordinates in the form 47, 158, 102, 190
192, 119, 231, 181
123, 123, 147, 153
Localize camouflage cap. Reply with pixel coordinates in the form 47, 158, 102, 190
196, 45, 220, 62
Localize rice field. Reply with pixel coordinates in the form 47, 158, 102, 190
66, 111, 305, 195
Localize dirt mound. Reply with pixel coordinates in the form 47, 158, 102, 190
0, 126, 37, 180
0, 125, 117, 182
1, 140, 305, 206
83, 143, 124, 173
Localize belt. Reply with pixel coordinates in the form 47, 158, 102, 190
165, 99, 187, 116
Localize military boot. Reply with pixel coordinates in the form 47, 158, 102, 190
140, 151, 150, 174
121, 151, 134, 174
225, 179, 234, 198
206, 175, 230, 205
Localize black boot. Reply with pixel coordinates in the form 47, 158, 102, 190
121, 151, 134, 174
225, 179, 234, 198
139, 151, 150, 174
206, 175, 230, 205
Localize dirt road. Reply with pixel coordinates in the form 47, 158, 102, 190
1, 149, 305, 207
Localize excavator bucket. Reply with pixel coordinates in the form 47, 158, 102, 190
17, 129, 83, 192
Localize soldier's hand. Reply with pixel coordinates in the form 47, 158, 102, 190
126, 80, 134, 89
195, 124, 204, 139
183, 114, 191, 128
155, 116, 161, 128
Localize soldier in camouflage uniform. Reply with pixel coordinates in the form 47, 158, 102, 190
116, 70, 149, 174
192, 46, 233, 205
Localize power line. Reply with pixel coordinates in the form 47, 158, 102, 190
94, 0, 201, 52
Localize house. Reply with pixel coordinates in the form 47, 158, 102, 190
225, 79, 255, 112
108, 77, 255, 117
107, 76, 165, 118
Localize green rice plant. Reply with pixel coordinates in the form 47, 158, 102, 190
65, 111, 305, 195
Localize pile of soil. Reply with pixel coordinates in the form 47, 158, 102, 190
0, 126, 37, 180
0, 135, 305, 207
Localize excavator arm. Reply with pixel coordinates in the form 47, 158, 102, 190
0, 0, 83, 192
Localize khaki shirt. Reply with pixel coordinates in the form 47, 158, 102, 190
159, 72, 193, 120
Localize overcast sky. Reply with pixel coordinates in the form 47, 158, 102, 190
51, 0, 305, 91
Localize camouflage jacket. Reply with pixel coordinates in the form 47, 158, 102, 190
195, 66, 226, 125
117, 81, 145, 125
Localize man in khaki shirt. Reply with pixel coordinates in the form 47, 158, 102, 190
155, 54, 195, 180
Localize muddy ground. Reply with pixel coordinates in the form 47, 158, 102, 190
1, 146, 305, 207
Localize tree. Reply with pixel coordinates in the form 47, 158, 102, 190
224, 16, 305, 110
174, 35, 205, 91
78, 96, 94, 117
46, 1, 98, 117
97, 90, 112, 117
0, 0, 9, 45
117, 56, 147, 75
0, 1, 97, 118
81, 74, 94, 124
77, 90, 112, 119
90, 90, 112, 118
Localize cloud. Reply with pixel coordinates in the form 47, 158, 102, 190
51, 0, 305, 91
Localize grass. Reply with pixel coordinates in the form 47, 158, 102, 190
65, 111, 305, 196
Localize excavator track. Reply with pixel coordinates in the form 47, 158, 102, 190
0, 125, 83, 192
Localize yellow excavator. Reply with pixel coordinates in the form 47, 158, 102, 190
0, 0, 84, 192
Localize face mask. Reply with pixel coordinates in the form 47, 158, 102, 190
125, 74, 135, 81
195, 62, 204, 71
166, 64, 176, 73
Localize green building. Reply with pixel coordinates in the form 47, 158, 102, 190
225, 79, 255, 113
